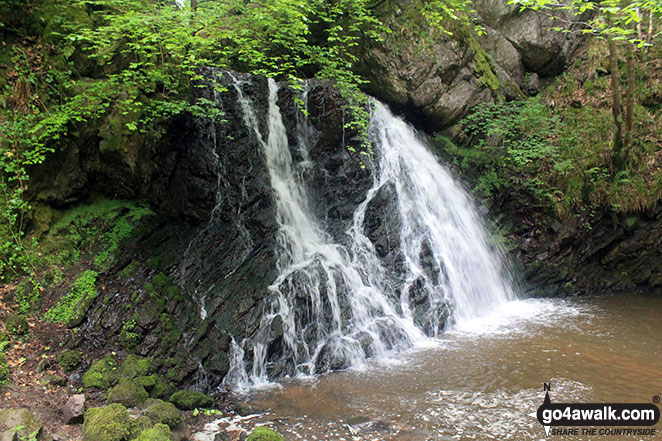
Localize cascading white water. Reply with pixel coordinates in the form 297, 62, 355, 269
222, 77, 516, 390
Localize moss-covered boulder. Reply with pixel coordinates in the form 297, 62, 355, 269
120, 354, 152, 379
82, 356, 119, 389
57, 349, 83, 373
130, 415, 154, 439
4, 314, 29, 336
143, 399, 181, 428
168, 390, 213, 410
246, 427, 285, 441
133, 423, 171, 441
136, 374, 171, 399
107, 378, 149, 407
82, 403, 133, 441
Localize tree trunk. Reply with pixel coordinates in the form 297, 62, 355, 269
191, 0, 197, 11
624, 37, 635, 150
608, 36, 625, 169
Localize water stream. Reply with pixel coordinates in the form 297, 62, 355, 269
222, 78, 517, 389
196, 77, 662, 440
198, 294, 662, 441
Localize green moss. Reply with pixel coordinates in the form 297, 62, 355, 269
82, 356, 119, 389
152, 272, 169, 289
44, 270, 98, 327
120, 261, 141, 279
168, 390, 213, 410
150, 375, 172, 399
119, 317, 141, 350
133, 423, 171, 441
57, 349, 82, 373
4, 314, 29, 336
107, 378, 149, 407
246, 427, 285, 441
41, 199, 154, 273
131, 415, 154, 439
14, 279, 41, 314
120, 354, 152, 378
143, 399, 182, 428
467, 33, 500, 91
134, 374, 169, 399
82, 403, 133, 441
136, 374, 156, 389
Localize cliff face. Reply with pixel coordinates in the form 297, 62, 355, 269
18, 5, 661, 392
44, 72, 375, 388
356, 0, 585, 129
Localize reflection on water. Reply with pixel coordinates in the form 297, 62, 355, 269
195, 294, 662, 441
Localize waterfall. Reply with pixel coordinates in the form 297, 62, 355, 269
222, 77, 516, 390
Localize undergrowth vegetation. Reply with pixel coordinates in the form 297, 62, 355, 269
0, 0, 385, 282
439, 41, 662, 218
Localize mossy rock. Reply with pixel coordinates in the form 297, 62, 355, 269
246, 427, 285, 441
0, 408, 43, 440
136, 374, 170, 399
82, 356, 119, 389
4, 314, 29, 336
107, 378, 149, 407
133, 423, 171, 441
82, 403, 133, 441
45, 373, 67, 386
143, 399, 182, 428
168, 390, 213, 410
120, 354, 152, 379
130, 415, 154, 439
57, 349, 83, 373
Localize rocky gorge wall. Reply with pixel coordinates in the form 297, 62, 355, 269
32, 72, 378, 390
357, 0, 586, 129
18, 3, 662, 394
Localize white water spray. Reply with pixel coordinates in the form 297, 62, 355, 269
222, 78, 516, 390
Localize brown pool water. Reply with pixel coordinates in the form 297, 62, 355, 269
195, 294, 662, 441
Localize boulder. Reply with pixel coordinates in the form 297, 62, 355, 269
142, 399, 182, 428
82, 356, 119, 390
133, 424, 171, 441
63, 394, 86, 424
106, 379, 149, 407
57, 349, 82, 373
168, 390, 213, 410
82, 404, 132, 441
0, 408, 44, 441
246, 427, 284, 441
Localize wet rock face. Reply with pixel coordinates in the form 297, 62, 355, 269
356, 0, 585, 129
67, 72, 389, 388
512, 205, 662, 296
